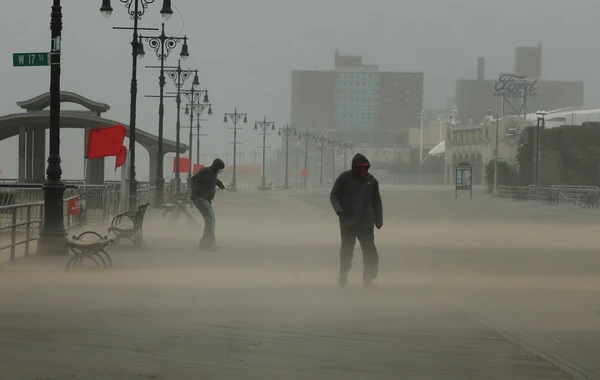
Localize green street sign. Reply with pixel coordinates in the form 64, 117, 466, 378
13, 52, 49, 67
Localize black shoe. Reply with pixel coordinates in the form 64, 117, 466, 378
339, 273, 348, 287
363, 279, 378, 289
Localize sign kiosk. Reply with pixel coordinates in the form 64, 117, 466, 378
455, 162, 473, 199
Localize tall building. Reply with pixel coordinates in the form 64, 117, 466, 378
455, 44, 584, 123
291, 51, 424, 148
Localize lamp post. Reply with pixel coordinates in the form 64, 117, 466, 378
183, 101, 211, 169
314, 134, 328, 187
222, 152, 232, 165
141, 23, 189, 207
192, 102, 211, 165
493, 115, 499, 195
535, 110, 546, 187
164, 61, 198, 194
38, 0, 67, 255
255, 117, 275, 190
250, 150, 260, 166
330, 139, 339, 182
298, 130, 313, 188
295, 147, 301, 185
237, 152, 245, 166
180, 76, 210, 183
278, 123, 296, 189
100, 0, 173, 210
437, 114, 445, 144
224, 108, 248, 192
340, 142, 353, 171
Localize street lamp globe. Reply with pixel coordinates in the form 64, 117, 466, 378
223, 115, 228, 123
180, 37, 189, 60
136, 36, 145, 59
203, 91, 209, 103
160, 0, 174, 20
100, 0, 113, 18
208, 105, 213, 115
243, 115, 248, 123
192, 71, 200, 90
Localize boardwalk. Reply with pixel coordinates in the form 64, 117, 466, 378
1, 187, 600, 379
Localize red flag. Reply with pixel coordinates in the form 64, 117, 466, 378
173, 157, 191, 173
86, 125, 127, 159
193, 164, 204, 174
115, 146, 127, 169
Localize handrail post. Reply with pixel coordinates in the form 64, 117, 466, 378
25, 205, 31, 256
10, 208, 17, 261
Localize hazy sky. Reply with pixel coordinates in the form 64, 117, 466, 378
1, 0, 598, 179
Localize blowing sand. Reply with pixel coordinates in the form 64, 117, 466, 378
1, 186, 599, 379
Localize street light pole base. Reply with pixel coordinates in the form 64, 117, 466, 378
37, 232, 68, 256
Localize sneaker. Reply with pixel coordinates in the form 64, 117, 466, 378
363, 279, 378, 289
205, 244, 221, 252
338, 273, 348, 287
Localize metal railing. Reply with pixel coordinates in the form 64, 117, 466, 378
0, 202, 43, 261
496, 185, 600, 202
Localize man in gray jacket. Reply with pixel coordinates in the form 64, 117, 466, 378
330, 153, 383, 288
190, 158, 225, 251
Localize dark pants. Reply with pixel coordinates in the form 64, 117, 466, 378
339, 226, 379, 280
194, 198, 216, 247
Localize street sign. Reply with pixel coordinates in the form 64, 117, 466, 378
13, 52, 49, 67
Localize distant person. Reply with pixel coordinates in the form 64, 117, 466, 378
190, 158, 226, 251
330, 153, 383, 288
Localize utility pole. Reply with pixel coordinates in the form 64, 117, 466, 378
279, 123, 296, 189
224, 108, 248, 192
254, 117, 275, 190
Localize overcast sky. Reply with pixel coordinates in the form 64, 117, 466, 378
1, 0, 598, 179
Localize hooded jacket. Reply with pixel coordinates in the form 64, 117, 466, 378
190, 158, 225, 202
330, 153, 383, 229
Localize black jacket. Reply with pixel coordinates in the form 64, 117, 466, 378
190, 159, 225, 202
330, 153, 383, 229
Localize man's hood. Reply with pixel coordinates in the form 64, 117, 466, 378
210, 158, 225, 172
351, 153, 370, 168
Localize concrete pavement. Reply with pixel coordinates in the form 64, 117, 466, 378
1, 187, 600, 379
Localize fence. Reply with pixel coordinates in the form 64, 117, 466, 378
496, 185, 600, 202
0, 202, 43, 261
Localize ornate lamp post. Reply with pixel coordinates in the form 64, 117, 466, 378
180, 75, 210, 183
278, 123, 296, 189
38, 0, 67, 255
100, 0, 174, 210
249, 150, 260, 166
185, 99, 212, 166
298, 130, 313, 189
314, 134, 328, 187
141, 23, 189, 207
254, 117, 275, 190
329, 139, 339, 182
223, 108, 248, 192
164, 61, 198, 194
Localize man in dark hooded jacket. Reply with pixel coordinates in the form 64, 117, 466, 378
191, 158, 225, 251
330, 153, 383, 288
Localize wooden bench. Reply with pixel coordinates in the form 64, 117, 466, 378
108, 203, 150, 248
512, 189, 527, 202
579, 192, 600, 208
542, 190, 560, 205
66, 231, 114, 271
